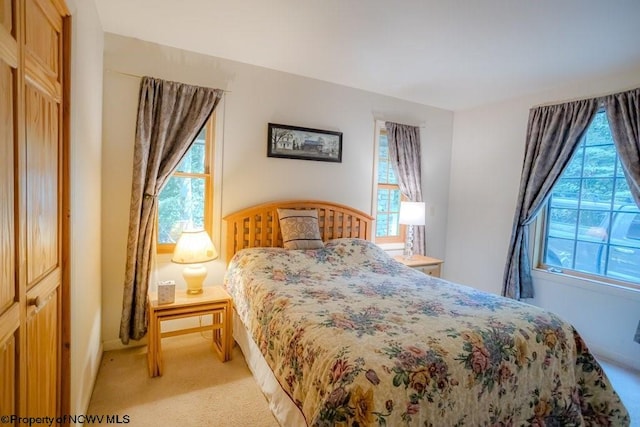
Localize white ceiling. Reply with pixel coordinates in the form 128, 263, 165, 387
93, 0, 640, 111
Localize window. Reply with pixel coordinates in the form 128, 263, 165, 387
539, 110, 640, 286
374, 124, 405, 244
157, 116, 214, 253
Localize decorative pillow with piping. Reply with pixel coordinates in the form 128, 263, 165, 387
277, 208, 324, 250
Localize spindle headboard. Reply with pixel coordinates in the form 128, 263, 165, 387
223, 200, 374, 263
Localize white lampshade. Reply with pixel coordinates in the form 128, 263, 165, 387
171, 230, 217, 294
399, 201, 426, 226
171, 230, 218, 264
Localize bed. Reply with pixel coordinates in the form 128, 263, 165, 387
223, 200, 630, 426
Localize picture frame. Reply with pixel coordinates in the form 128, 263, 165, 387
267, 123, 342, 163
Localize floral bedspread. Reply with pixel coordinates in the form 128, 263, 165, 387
223, 238, 629, 426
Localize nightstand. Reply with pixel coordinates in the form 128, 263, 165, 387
394, 254, 444, 277
147, 286, 233, 377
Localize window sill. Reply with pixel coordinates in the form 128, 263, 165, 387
531, 267, 640, 301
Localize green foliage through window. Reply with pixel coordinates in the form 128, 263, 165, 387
158, 124, 211, 248
376, 129, 404, 241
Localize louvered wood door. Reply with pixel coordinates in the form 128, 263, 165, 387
0, 0, 69, 420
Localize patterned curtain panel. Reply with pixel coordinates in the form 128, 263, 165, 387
502, 99, 599, 299
605, 88, 640, 208
120, 77, 223, 344
385, 122, 425, 255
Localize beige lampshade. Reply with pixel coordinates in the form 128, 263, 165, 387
171, 230, 218, 264
399, 201, 426, 226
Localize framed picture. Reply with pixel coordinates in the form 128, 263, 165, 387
267, 123, 342, 163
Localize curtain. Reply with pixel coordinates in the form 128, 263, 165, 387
385, 121, 425, 255
120, 77, 223, 344
502, 99, 599, 299
605, 88, 640, 207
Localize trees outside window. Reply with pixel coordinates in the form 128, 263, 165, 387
157, 117, 214, 253
375, 126, 405, 244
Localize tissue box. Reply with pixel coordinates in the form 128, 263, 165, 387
157, 280, 176, 305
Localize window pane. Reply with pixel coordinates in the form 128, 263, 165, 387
545, 237, 574, 268
615, 158, 625, 177
158, 176, 205, 244
580, 178, 613, 205
378, 163, 388, 183
377, 189, 389, 212
574, 241, 604, 275
378, 144, 388, 160
548, 207, 577, 239
176, 129, 206, 173
563, 148, 584, 178
609, 212, 640, 247
583, 144, 616, 177
614, 177, 634, 206
625, 214, 640, 241
376, 214, 389, 237
388, 213, 399, 236
390, 189, 401, 212
577, 210, 608, 243
541, 110, 640, 285
388, 166, 398, 184
375, 128, 402, 241
606, 244, 640, 283
551, 179, 580, 201
584, 113, 613, 146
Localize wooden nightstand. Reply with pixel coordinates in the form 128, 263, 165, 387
147, 286, 233, 377
394, 254, 444, 277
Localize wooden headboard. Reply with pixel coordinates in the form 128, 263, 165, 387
223, 200, 374, 263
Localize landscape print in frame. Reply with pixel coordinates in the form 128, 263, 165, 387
267, 123, 342, 163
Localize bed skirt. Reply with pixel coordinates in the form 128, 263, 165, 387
233, 310, 307, 427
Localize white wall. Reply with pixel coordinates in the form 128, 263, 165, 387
66, 0, 104, 418
101, 34, 454, 349
446, 68, 640, 370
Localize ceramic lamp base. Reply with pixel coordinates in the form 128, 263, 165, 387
182, 264, 207, 295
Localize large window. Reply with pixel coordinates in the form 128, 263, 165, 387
157, 116, 214, 253
540, 110, 640, 286
375, 125, 405, 244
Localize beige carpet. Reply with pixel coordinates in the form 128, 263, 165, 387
87, 334, 279, 426
88, 334, 639, 427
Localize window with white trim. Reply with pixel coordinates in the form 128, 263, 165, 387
538, 110, 640, 287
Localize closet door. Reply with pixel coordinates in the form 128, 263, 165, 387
0, 0, 19, 418
0, 0, 69, 419
22, 0, 67, 417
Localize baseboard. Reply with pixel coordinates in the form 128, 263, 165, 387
75, 342, 104, 427
591, 345, 640, 373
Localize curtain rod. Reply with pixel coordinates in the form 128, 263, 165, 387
375, 118, 426, 129
105, 68, 232, 93
532, 86, 639, 109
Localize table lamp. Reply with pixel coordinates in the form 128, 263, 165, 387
171, 230, 218, 294
399, 201, 425, 260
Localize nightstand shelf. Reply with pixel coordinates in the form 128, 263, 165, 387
147, 286, 233, 377
394, 254, 444, 277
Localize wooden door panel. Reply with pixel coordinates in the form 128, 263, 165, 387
0, 334, 17, 417
24, 0, 59, 78
25, 83, 59, 287
0, 58, 15, 312
25, 288, 57, 417
0, 303, 18, 417
5, 0, 67, 418
0, 0, 13, 35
